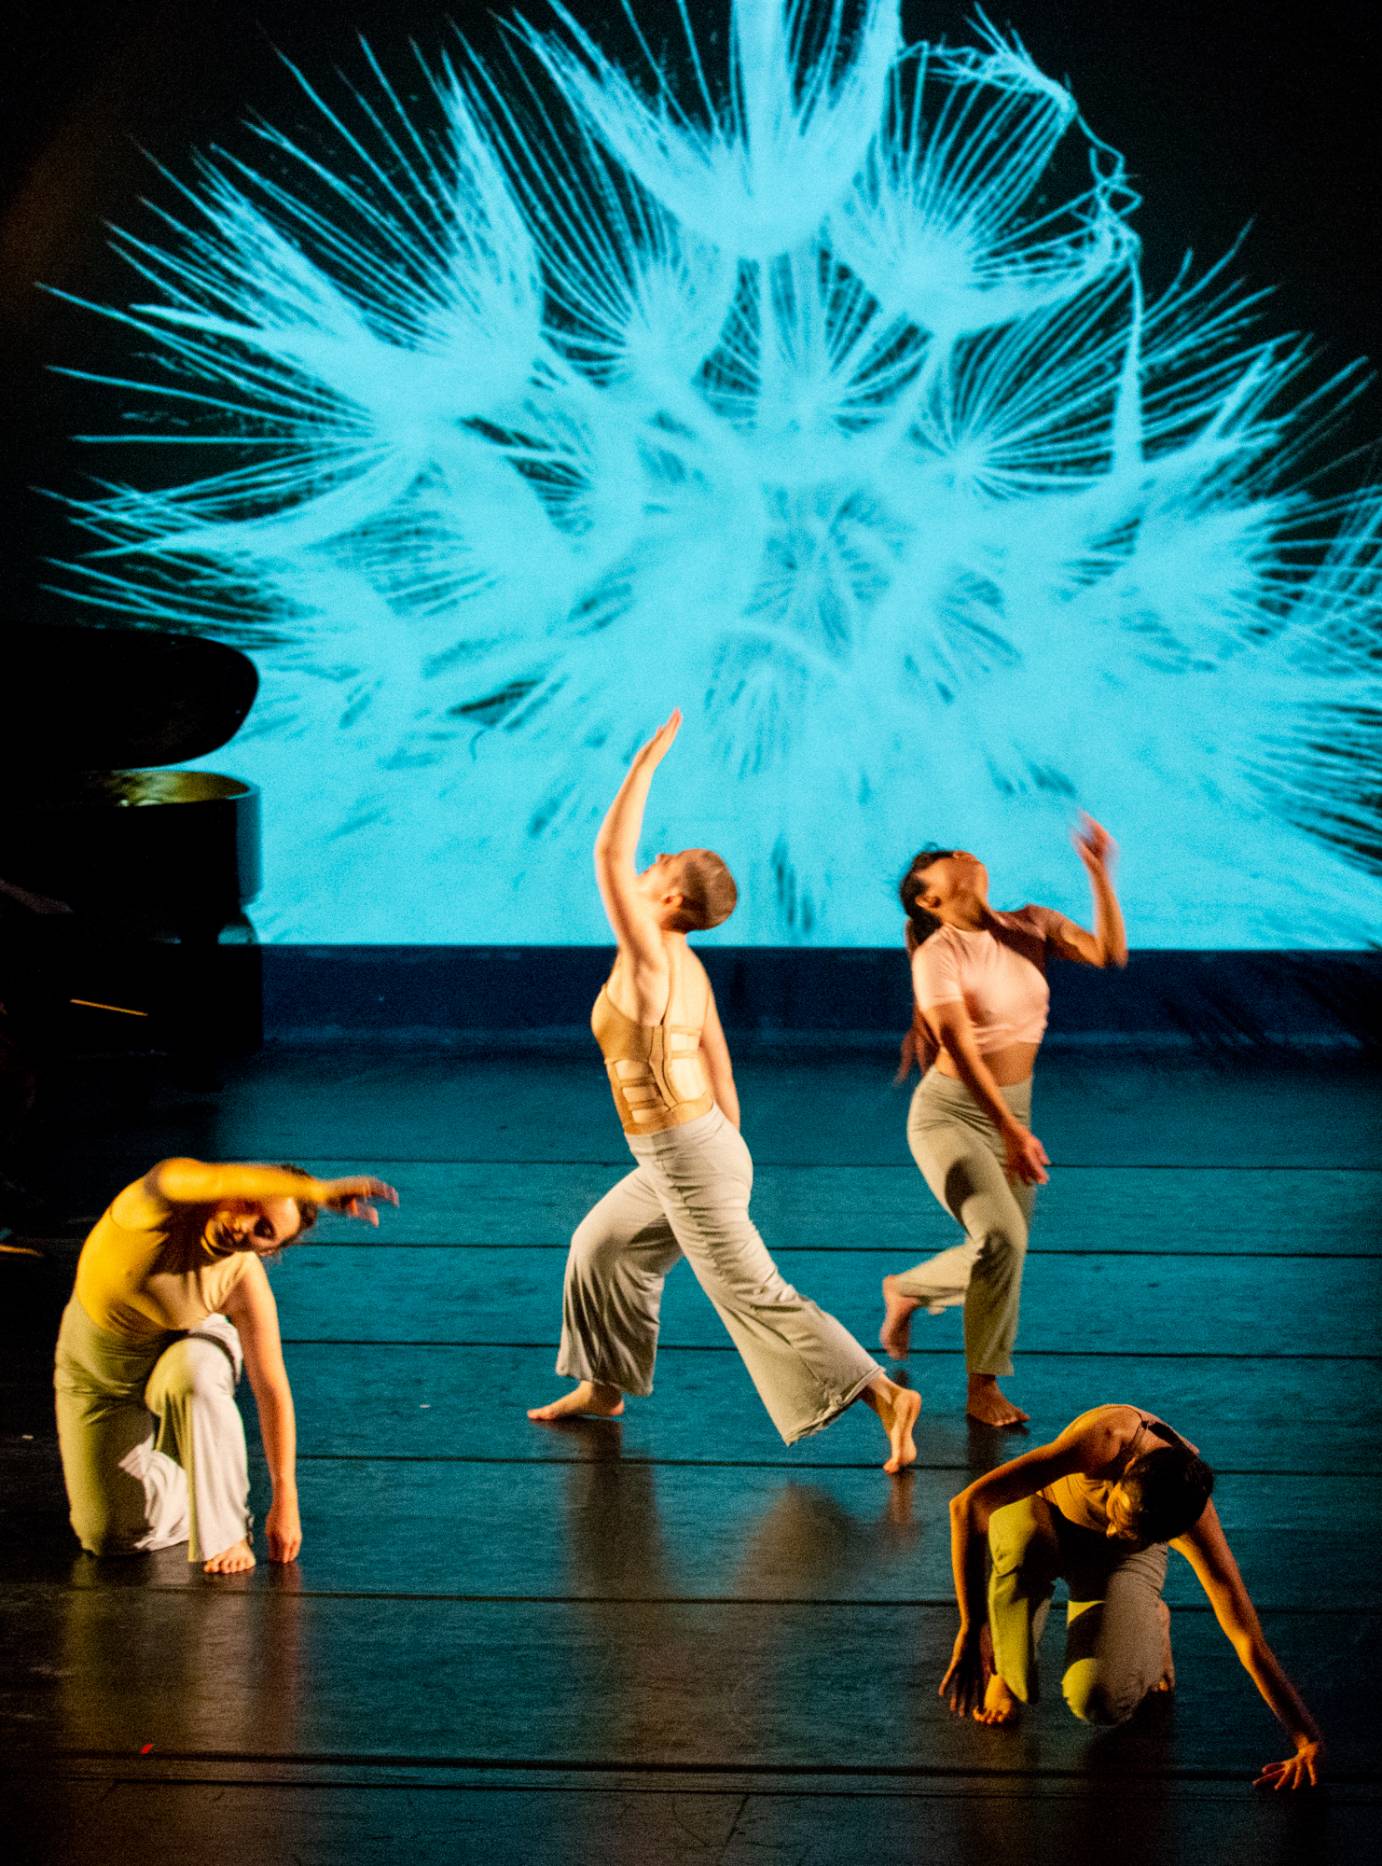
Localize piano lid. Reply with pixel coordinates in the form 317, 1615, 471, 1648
5, 623, 258, 770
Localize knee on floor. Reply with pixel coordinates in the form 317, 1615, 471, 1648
1063, 1660, 1136, 1728
72, 1513, 142, 1557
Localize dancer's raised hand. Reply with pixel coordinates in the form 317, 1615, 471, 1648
634, 709, 682, 769
320, 1176, 399, 1225
1254, 1740, 1324, 1792
1072, 813, 1116, 873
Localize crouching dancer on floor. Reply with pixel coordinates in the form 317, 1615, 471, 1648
940, 1402, 1325, 1789
54, 1159, 398, 1573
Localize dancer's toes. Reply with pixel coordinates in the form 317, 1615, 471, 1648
974, 1671, 1020, 1726
527, 1380, 625, 1422
879, 1276, 919, 1359
881, 1383, 922, 1474
203, 1537, 256, 1575
966, 1379, 1029, 1429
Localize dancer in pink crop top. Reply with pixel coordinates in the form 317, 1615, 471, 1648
880, 824, 1128, 1428
910, 902, 1083, 1054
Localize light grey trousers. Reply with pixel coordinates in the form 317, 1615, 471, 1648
988, 1494, 1170, 1724
54, 1298, 251, 1565
893, 1072, 1036, 1376
557, 1107, 882, 1443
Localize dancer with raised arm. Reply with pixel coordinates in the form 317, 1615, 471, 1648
54, 1159, 397, 1572
879, 825, 1127, 1426
939, 1402, 1325, 1789
528, 711, 921, 1472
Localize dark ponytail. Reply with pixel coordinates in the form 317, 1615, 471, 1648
896, 849, 954, 1082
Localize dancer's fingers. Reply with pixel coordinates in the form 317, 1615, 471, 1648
326, 1175, 398, 1208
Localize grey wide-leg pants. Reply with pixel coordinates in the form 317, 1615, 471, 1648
54, 1298, 251, 1564
557, 1107, 882, 1443
988, 1494, 1170, 1724
893, 1072, 1036, 1376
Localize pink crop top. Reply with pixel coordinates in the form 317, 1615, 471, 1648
911, 905, 1083, 1053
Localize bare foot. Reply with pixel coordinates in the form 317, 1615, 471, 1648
1153, 1598, 1175, 1693
879, 1275, 921, 1359
973, 1625, 1020, 1725
866, 1376, 921, 1474
527, 1380, 625, 1422
976, 1671, 1020, 1725
203, 1537, 255, 1575
966, 1375, 1029, 1428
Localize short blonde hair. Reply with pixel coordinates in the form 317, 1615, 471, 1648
668, 849, 738, 931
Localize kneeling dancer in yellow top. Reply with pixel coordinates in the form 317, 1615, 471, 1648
55, 1159, 397, 1572
941, 1402, 1325, 1789
528, 711, 921, 1473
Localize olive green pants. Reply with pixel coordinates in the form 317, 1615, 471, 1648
988, 1494, 1170, 1724
53, 1297, 251, 1565
893, 1072, 1035, 1376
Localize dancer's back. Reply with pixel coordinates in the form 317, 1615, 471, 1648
593, 936, 713, 1134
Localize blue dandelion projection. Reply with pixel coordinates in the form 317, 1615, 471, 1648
50, 1, 1381, 945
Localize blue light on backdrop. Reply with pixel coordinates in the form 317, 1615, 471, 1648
51, 1, 1380, 946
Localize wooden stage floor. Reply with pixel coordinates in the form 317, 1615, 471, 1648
2, 1043, 1379, 1863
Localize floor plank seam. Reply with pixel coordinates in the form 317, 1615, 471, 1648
8, 1770, 1378, 1802
273, 1243, 1382, 1258
10, 1584, 1364, 1611
64, 1157, 1382, 1173
282, 1455, 1379, 1477
277, 1338, 1382, 1360
16, 1749, 1382, 1785
105, 1155, 1382, 1172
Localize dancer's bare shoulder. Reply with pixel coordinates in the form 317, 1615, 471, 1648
1064, 1403, 1146, 1473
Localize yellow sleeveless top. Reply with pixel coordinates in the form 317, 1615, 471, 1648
592, 942, 714, 1135
74, 1179, 253, 1341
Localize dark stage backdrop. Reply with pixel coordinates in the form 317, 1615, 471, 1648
3, 1, 1379, 949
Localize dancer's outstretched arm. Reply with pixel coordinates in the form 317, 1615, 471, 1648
1040, 814, 1128, 967
1074, 815, 1128, 965
939, 1427, 1106, 1713
1174, 1506, 1325, 1788
594, 710, 682, 976
146, 1159, 398, 1223
223, 1260, 301, 1562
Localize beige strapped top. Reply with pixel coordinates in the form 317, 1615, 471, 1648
1039, 1404, 1190, 1535
591, 941, 714, 1135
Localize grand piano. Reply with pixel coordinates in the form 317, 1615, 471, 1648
0, 623, 263, 1054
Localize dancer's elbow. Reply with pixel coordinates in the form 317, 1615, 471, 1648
950, 1489, 988, 1535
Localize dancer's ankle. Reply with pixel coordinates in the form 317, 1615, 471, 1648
966, 1374, 1029, 1428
